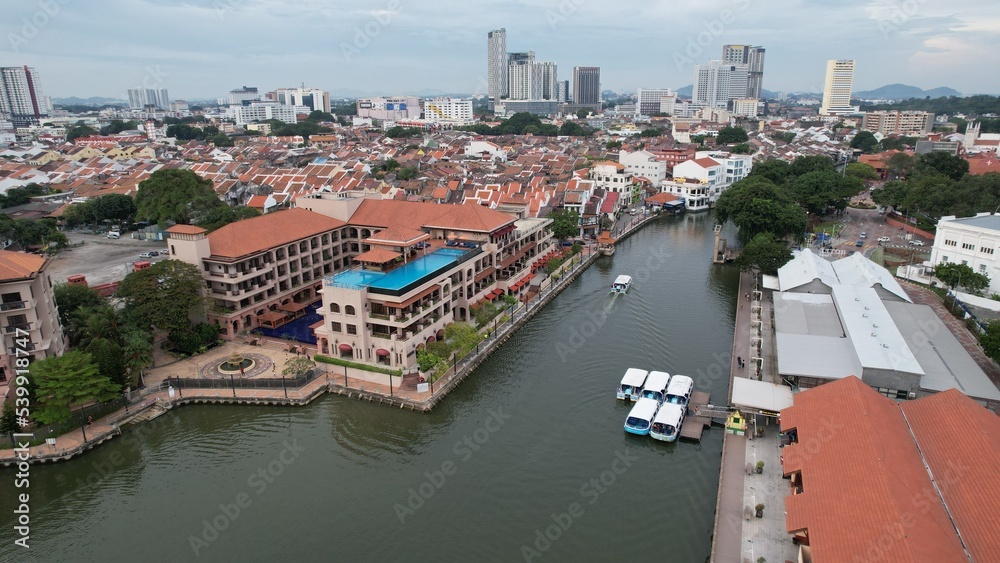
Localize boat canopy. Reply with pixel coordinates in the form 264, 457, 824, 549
620, 368, 648, 388
666, 375, 694, 401
613, 275, 632, 286
626, 398, 660, 424
653, 403, 685, 426
642, 371, 671, 396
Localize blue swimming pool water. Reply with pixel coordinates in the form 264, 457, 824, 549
252, 302, 322, 344
328, 247, 468, 291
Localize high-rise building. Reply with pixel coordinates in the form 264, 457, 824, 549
820, 59, 856, 116
423, 98, 474, 125
0, 66, 48, 127
487, 28, 507, 102
274, 87, 331, 113
693, 61, 748, 109
573, 67, 601, 108
555, 80, 570, 103
126, 88, 169, 110
635, 88, 676, 116
228, 86, 261, 106
862, 111, 933, 136
505, 53, 557, 101
721, 45, 765, 99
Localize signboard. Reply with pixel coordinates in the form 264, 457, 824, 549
417, 383, 429, 393
359, 102, 373, 109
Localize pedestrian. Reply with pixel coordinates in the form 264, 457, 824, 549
737, 356, 742, 368
87, 415, 93, 426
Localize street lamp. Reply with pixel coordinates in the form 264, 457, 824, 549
229, 372, 236, 397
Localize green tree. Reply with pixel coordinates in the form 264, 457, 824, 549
53, 284, 107, 335
884, 152, 914, 181
731, 143, 754, 155
715, 176, 807, 243
416, 348, 445, 373
850, 130, 879, 153
913, 151, 969, 181
934, 262, 990, 295
547, 208, 580, 240
122, 329, 153, 388
0, 402, 17, 435
606, 140, 622, 149
62, 200, 97, 227
789, 155, 835, 177
576, 109, 589, 119
640, 128, 662, 137
734, 233, 793, 275
66, 123, 99, 141
0, 183, 48, 208
791, 170, 863, 216
134, 169, 224, 227
716, 125, 749, 145
558, 121, 590, 136
396, 167, 419, 180
211, 133, 234, 147
443, 322, 482, 356
91, 194, 137, 225
306, 110, 335, 122
282, 356, 317, 377
29, 351, 120, 425
978, 322, 1000, 363
99, 120, 138, 135
846, 162, 879, 182
116, 259, 208, 335
748, 159, 791, 185
384, 126, 422, 138
196, 205, 261, 232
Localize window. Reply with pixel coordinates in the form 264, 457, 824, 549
981, 247, 994, 255
329, 303, 340, 313
981, 264, 988, 273
346, 324, 357, 335
962, 243, 974, 250
345, 305, 356, 315
331, 322, 342, 332
944, 239, 957, 247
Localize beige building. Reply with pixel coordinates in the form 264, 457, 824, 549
861, 110, 933, 137
0, 251, 66, 384
166, 208, 349, 338
820, 59, 855, 116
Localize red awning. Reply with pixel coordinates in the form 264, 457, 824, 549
376, 348, 390, 356
427, 336, 436, 343
491, 289, 504, 296
338, 343, 353, 352
525, 273, 535, 280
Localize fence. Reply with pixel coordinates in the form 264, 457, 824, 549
168, 368, 323, 390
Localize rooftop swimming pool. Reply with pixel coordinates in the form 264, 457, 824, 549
328, 247, 469, 293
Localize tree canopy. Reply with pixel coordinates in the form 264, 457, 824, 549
733, 233, 793, 275
716, 125, 749, 145
29, 351, 120, 425
850, 130, 879, 153
66, 123, 98, 141
0, 183, 49, 208
196, 205, 261, 232
547, 208, 580, 240
715, 176, 807, 243
934, 262, 990, 295
134, 169, 224, 226
91, 193, 137, 224
116, 259, 208, 334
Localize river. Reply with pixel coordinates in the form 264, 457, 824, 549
0, 212, 740, 563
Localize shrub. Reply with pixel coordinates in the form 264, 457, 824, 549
313, 354, 402, 376
167, 322, 220, 355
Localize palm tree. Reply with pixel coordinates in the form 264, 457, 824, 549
122, 329, 153, 388
71, 306, 121, 349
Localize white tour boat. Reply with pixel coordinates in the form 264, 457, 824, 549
624, 398, 660, 436
640, 371, 671, 404
611, 275, 632, 294
617, 368, 648, 401
650, 402, 685, 442
664, 375, 694, 407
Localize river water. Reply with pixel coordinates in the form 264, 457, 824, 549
1, 213, 739, 563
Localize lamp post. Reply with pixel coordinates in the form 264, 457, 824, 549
79, 413, 88, 444
229, 373, 236, 397
281, 372, 288, 399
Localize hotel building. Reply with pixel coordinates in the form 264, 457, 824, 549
0, 250, 67, 384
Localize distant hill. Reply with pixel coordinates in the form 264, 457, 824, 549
52, 96, 127, 106
853, 84, 962, 100
675, 84, 780, 100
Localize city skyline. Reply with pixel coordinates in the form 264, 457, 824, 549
2, 0, 999, 100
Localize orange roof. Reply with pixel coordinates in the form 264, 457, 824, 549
166, 224, 208, 235
353, 248, 402, 264
591, 160, 625, 170
0, 250, 45, 281
691, 157, 721, 168
780, 377, 985, 562
206, 208, 346, 259
645, 192, 681, 204
967, 153, 1000, 176
365, 225, 429, 245
349, 200, 514, 233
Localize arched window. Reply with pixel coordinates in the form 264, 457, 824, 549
345, 305, 356, 315
330, 303, 340, 313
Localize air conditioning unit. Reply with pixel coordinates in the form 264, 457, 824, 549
907, 392, 917, 399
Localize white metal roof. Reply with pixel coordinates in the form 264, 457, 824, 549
652, 402, 685, 425
643, 371, 671, 393
777, 248, 838, 292
731, 378, 795, 412
666, 375, 693, 397
621, 368, 648, 387
832, 285, 924, 375
832, 252, 911, 302
775, 333, 861, 379
626, 398, 660, 421
614, 275, 632, 285
773, 293, 845, 337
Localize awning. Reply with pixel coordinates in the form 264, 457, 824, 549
525, 273, 535, 281
278, 301, 309, 313
427, 336, 436, 343
491, 288, 504, 296
257, 311, 287, 323
338, 343, 353, 352
376, 348, 390, 356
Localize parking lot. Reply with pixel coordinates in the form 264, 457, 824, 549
814, 207, 932, 255
47, 232, 170, 287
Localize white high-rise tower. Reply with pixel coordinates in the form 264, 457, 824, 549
820, 59, 856, 116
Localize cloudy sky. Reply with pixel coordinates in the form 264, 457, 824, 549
3, 0, 998, 100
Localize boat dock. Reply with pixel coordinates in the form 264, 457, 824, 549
679, 390, 712, 441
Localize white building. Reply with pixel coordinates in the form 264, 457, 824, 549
229, 101, 297, 125
931, 214, 1000, 295
424, 98, 474, 125
127, 88, 169, 110
721, 44, 765, 100
693, 61, 748, 109
228, 86, 260, 105
0, 66, 49, 127
666, 156, 730, 211
357, 97, 421, 121
464, 140, 507, 163
506, 53, 558, 102
635, 88, 675, 117
618, 150, 666, 187
862, 111, 933, 137
487, 28, 507, 102
695, 150, 752, 185
820, 60, 855, 116
274, 87, 331, 113
589, 161, 635, 203
169, 100, 190, 112
732, 98, 758, 118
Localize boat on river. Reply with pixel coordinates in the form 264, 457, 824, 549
611, 275, 632, 294
650, 402, 685, 442
640, 371, 671, 404
597, 231, 617, 256
624, 398, 660, 436
617, 368, 648, 401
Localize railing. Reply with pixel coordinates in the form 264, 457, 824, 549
170, 368, 323, 390
8, 342, 35, 353
4, 323, 31, 333
0, 301, 26, 311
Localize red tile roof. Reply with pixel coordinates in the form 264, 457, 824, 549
691, 157, 721, 168
0, 250, 45, 281
780, 377, 996, 562
365, 225, 429, 245
166, 224, 208, 235
353, 248, 401, 264
348, 200, 515, 233
206, 208, 346, 259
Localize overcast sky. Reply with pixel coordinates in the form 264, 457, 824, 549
3, 0, 998, 100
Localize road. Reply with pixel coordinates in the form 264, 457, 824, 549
812, 207, 932, 256
47, 232, 170, 286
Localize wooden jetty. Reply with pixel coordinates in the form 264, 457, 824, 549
679, 390, 713, 441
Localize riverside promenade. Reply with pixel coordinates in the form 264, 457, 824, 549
1, 211, 665, 466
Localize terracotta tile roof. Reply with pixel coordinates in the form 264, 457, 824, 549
645, 192, 681, 204
348, 200, 515, 233
780, 377, 977, 562
353, 248, 401, 264
0, 250, 45, 281
166, 224, 208, 235
692, 157, 721, 168
365, 225, 428, 245
206, 208, 346, 259
900, 390, 1000, 561
967, 153, 1000, 176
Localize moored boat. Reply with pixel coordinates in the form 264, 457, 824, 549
640, 371, 671, 404
617, 368, 648, 401
665, 375, 694, 407
611, 275, 632, 294
624, 398, 660, 436
650, 402, 685, 442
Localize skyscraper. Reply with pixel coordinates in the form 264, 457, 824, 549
573, 67, 601, 108
506, 52, 557, 101
487, 28, 507, 102
693, 61, 748, 109
820, 59, 856, 116
0, 66, 48, 127
127, 88, 170, 110
721, 45, 765, 99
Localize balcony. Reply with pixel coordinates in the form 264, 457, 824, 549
0, 301, 26, 312
8, 342, 35, 353
4, 323, 31, 333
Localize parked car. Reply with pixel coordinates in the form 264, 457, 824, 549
908, 240, 925, 246
859, 232, 867, 239
877, 236, 890, 242
139, 252, 155, 259
855, 240, 864, 247
107, 231, 120, 239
